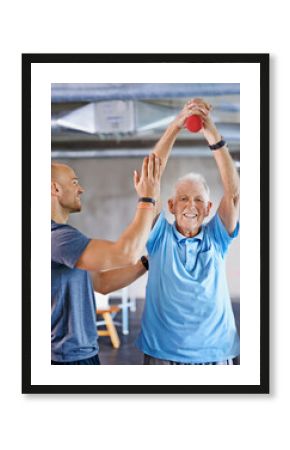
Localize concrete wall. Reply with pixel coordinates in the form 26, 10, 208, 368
63, 155, 240, 300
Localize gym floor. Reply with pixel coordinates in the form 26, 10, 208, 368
98, 298, 240, 365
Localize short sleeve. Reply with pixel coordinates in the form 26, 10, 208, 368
206, 213, 239, 258
51, 224, 90, 268
146, 211, 168, 255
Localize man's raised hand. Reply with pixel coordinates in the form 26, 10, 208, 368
133, 154, 161, 200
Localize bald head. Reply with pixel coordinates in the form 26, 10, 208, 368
51, 162, 72, 183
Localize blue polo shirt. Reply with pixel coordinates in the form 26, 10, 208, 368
136, 211, 240, 363
51, 221, 99, 362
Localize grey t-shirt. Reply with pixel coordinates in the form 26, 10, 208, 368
51, 221, 99, 362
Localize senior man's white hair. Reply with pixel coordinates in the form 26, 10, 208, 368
172, 172, 210, 199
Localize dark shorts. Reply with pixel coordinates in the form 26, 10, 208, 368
51, 354, 101, 365
144, 354, 233, 365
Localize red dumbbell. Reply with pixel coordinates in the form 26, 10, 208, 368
185, 115, 203, 133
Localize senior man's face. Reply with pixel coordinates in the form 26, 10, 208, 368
168, 180, 212, 238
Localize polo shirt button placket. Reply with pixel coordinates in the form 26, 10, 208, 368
185, 240, 195, 271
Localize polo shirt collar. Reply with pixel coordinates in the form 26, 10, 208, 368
172, 221, 204, 242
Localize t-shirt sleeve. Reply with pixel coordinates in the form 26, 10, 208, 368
146, 211, 168, 255
206, 213, 239, 258
51, 225, 91, 269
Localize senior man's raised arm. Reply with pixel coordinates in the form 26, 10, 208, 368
76, 154, 161, 271
202, 113, 240, 234
148, 99, 211, 216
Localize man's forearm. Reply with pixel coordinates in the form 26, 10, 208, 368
114, 208, 155, 264
149, 122, 181, 216
91, 259, 146, 294
151, 122, 180, 175
213, 146, 240, 199
204, 125, 239, 199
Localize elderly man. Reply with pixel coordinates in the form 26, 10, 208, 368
136, 98, 240, 365
51, 154, 160, 365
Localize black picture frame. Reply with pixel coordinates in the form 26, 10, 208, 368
22, 53, 269, 394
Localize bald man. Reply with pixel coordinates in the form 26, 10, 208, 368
51, 155, 160, 365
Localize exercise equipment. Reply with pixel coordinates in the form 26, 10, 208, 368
185, 114, 203, 133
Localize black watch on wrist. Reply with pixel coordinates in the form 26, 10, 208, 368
138, 197, 156, 205
208, 138, 227, 151
141, 255, 149, 271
